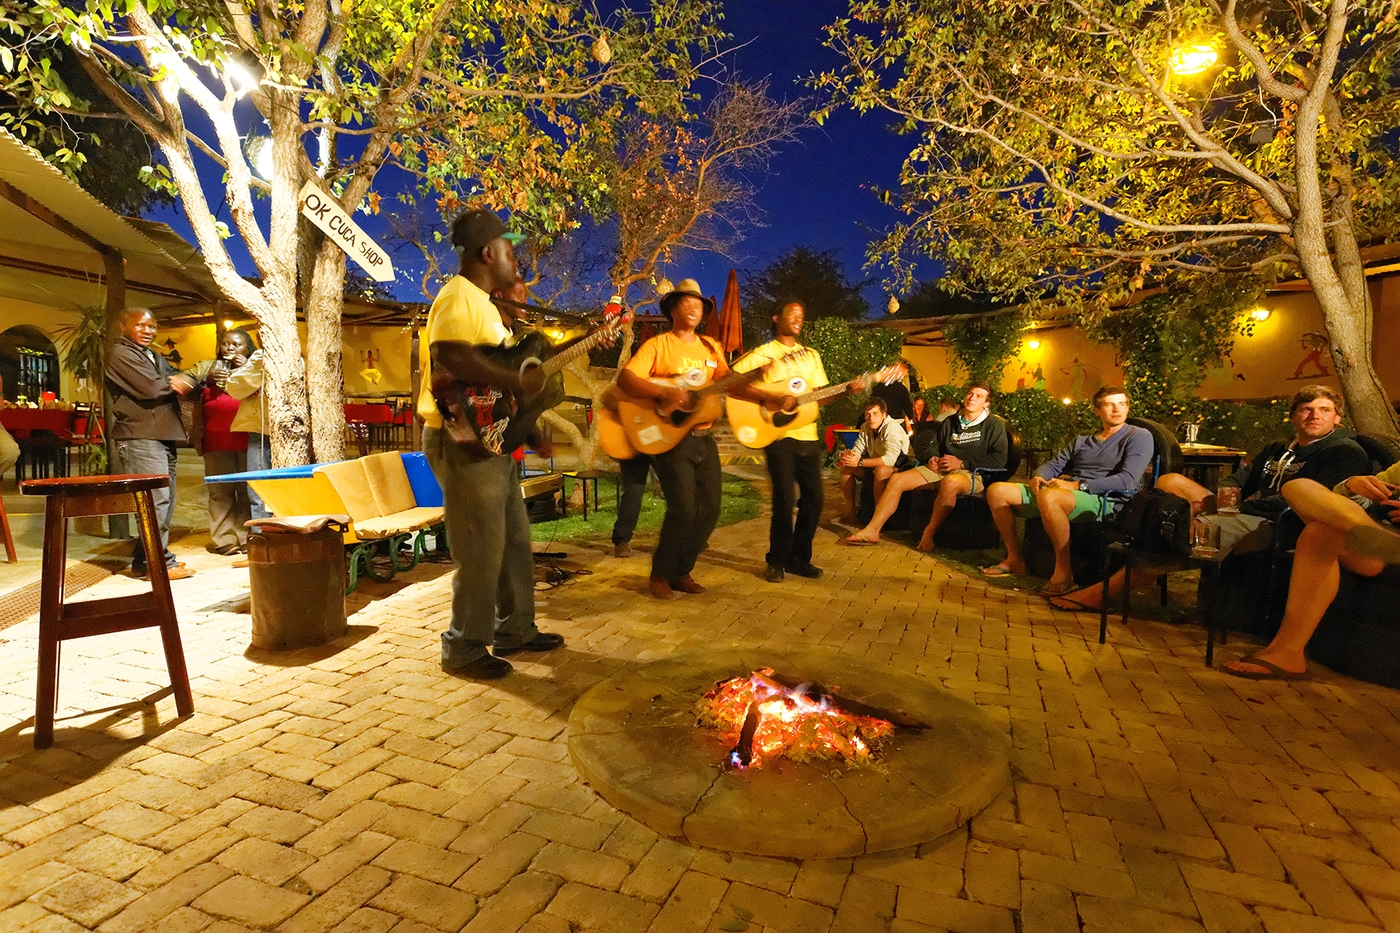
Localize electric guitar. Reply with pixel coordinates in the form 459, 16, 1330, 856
432, 311, 631, 457
725, 364, 907, 449
612, 349, 809, 456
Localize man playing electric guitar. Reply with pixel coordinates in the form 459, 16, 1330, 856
732, 300, 862, 583
618, 278, 794, 600
416, 208, 564, 680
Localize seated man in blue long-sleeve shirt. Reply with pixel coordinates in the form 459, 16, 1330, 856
982, 385, 1153, 596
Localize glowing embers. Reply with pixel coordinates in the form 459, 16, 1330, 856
698, 668, 895, 770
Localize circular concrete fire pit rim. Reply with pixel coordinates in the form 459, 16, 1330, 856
567, 646, 1011, 858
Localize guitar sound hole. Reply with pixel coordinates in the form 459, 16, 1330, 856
668, 410, 689, 427
772, 411, 795, 428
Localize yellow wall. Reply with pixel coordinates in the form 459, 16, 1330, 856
902, 280, 1400, 404
342, 323, 413, 397
157, 320, 417, 398
0, 298, 86, 400
903, 328, 1124, 402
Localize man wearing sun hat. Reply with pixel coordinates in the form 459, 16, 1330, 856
617, 278, 792, 599
418, 207, 564, 679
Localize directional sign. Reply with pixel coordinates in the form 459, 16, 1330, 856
298, 181, 394, 282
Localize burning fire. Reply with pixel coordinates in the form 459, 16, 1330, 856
697, 668, 894, 770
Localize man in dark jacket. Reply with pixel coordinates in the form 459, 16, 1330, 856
106, 307, 197, 579
846, 382, 1008, 547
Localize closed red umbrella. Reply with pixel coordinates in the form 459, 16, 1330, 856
715, 268, 743, 357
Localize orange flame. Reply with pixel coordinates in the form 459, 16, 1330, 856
697, 669, 894, 770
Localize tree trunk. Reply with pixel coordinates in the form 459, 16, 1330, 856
306, 241, 347, 462
1305, 268, 1400, 439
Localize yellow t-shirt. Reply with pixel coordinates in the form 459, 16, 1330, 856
732, 340, 829, 442
416, 276, 512, 429
623, 332, 729, 430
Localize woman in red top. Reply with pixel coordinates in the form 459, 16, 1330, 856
196, 329, 254, 554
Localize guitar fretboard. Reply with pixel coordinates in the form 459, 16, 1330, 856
543, 317, 628, 375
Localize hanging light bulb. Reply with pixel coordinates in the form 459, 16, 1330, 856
886, 296, 900, 315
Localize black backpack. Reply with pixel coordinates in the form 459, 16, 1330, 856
1116, 489, 1193, 557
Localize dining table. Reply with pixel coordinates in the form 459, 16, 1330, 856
0, 408, 77, 481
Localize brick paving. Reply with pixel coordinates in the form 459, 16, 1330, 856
2, 474, 1400, 932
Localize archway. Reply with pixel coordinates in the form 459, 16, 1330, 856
0, 325, 61, 402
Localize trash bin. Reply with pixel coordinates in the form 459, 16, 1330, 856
247, 525, 347, 649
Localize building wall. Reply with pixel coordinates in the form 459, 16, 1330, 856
902, 280, 1400, 404
157, 321, 416, 398
0, 298, 86, 401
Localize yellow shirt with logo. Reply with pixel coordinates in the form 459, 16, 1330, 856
732, 340, 828, 442
416, 276, 512, 429
623, 332, 729, 430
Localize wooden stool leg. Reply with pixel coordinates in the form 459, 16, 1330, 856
136, 491, 194, 717
0, 492, 16, 563
34, 497, 68, 748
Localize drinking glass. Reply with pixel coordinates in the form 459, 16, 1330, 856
1190, 518, 1220, 558
1216, 486, 1240, 514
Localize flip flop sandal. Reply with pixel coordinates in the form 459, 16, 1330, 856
1038, 581, 1078, 597
1048, 596, 1096, 612
980, 565, 1015, 577
1222, 653, 1307, 681
844, 536, 879, 546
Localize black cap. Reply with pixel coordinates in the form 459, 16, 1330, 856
451, 208, 526, 259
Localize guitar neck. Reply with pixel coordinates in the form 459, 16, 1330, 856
793, 368, 888, 406
542, 321, 624, 376
695, 363, 769, 398
798, 381, 854, 406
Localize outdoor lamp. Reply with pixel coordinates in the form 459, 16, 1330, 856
243, 133, 274, 182
1027, 338, 1041, 350
1249, 307, 1271, 322
1169, 43, 1218, 76
1061, 397, 1073, 406
220, 50, 265, 98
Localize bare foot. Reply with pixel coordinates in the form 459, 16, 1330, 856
915, 536, 934, 553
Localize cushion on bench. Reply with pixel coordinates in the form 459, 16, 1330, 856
353, 507, 447, 539
314, 454, 444, 539
362, 451, 418, 516
314, 459, 380, 523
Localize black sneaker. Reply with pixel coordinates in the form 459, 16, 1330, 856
763, 564, 785, 583
444, 654, 513, 679
494, 632, 565, 656
786, 562, 824, 579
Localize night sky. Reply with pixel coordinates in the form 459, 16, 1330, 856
145, 2, 918, 308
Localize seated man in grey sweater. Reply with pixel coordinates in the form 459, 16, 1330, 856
982, 385, 1153, 596
838, 397, 909, 524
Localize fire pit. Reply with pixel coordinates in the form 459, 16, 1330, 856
568, 647, 1010, 858
698, 668, 899, 770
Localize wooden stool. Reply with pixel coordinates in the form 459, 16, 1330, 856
20, 474, 194, 748
0, 491, 16, 563
565, 469, 621, 519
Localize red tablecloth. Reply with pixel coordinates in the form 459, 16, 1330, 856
344, 403, 394, 424
0, 409, 76, 437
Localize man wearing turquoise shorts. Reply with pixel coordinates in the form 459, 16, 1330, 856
982, 385, 1153, 596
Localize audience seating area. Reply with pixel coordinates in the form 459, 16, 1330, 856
206, 451, 447, 593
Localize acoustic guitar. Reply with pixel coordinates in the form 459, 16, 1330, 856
725, 364, 907, 449
611, 349, 807, 456
432, 311, 630, 458
596, 389, 640, 460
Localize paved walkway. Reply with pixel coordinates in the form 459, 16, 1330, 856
1, 477, 1399, 933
